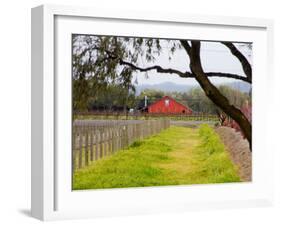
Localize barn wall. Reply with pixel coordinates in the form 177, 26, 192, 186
148, 97, 192, 114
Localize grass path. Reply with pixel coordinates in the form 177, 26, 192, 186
73, 126, 240, 190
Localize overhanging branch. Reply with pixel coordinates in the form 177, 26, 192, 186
180, 40, 191, 56
205, 72, 250, 82
189, 40, 252, 149
119, 59, 251, 83
119, 59, 191, 78
221, 42, 252, 83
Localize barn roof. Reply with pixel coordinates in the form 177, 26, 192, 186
148, 95, 192, 110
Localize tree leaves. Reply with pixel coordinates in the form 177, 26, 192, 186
72, 35, 180, 111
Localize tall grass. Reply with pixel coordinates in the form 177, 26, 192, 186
195, 124, 240, 183
73, 125, 240, 190
72, 132, 174, 190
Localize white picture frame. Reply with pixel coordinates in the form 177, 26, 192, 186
31, 4, 274, 221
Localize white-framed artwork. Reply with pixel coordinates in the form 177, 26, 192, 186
31, 4, 274, 221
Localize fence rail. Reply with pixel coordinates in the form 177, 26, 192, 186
72, 119, 170, 171
74, 112, 219, 121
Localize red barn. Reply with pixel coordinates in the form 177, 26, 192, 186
148, 96, 192, 114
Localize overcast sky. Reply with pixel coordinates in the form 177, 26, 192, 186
132, 41, 252, 86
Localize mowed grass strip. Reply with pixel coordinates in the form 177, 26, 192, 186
73, 125, 240, 190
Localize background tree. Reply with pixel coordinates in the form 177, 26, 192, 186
136, 89, 165, 109
80, 83, 135, 112
135, 86, 250, 114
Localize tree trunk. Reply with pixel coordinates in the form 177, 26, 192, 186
188, 41, 252, 150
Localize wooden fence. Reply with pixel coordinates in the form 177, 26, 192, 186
74, 112, 219, 122
72, 119, 170, 171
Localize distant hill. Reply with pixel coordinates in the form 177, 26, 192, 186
135, 82, 195, 95
135, 81, 251, 95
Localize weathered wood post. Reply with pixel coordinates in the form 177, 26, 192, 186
90, 128, 94, 162
78, 126, 83, 169
94, 126, 99, 161
72, 125, 77, 174
85, 126, 89, 166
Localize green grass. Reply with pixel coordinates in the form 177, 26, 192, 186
73, 125, 240, 190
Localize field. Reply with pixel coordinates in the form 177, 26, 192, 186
73, 125, 240, 190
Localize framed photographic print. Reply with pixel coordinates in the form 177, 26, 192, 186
31, 4, 274, 221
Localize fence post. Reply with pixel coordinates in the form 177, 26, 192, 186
78, 126, 83, 169
99, 127, 103, 158
72, 126, 77, 173
95, 126, 99, 161
90, 128, 94, 162
85, 126, 89, 166
103, 125, 108, 156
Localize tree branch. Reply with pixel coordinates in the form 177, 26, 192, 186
119, 59, 251, 83
180, 40, 191, 56
205, 72, 250, 83
189, 40, 252, 149
221, 42, 252, 83
119, 59, 191, 78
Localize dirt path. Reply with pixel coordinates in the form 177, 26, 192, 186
154, 126, 240, 185
155, 128, 201, 183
